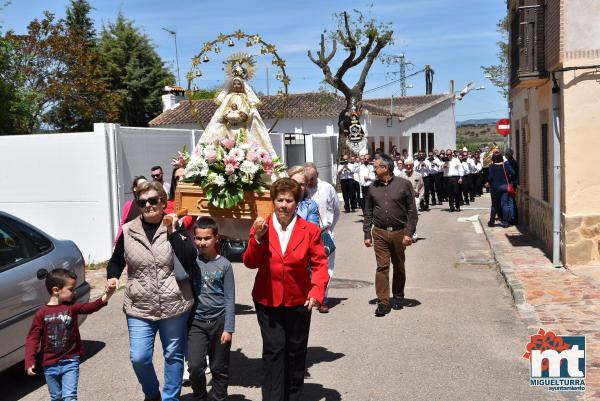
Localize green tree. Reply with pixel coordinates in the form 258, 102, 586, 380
189, 86, 219, 100
64, 0, 95, 43
99, 13, 174, 126
481, 15, 509, 100
2, 11, 119, 134
45, 1, 119, 131
0, 36, 16, 134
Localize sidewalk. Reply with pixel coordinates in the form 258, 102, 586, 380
480, 215, 600, 400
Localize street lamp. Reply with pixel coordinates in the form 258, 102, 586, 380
455, 81, 485, 100
162, 27, 181, 87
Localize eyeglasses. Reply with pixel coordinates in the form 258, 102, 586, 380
136, 196, 160, 208
151, 174, 162, 179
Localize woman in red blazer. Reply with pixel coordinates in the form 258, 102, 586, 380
243, 178, 329, 401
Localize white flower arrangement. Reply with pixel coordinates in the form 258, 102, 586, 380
178, 129, 286, 208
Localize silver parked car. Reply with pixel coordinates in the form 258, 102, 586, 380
0, 211, 90, 372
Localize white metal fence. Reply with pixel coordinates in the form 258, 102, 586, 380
0, 124, 336, 262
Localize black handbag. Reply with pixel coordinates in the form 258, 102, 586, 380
219, 239, 248, 263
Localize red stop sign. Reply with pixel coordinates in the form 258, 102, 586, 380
496, 118, 510, 136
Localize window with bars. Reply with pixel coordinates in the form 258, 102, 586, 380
427, 133, 434, 152
509, 0, 546, 86
541, 123, 549, 202
420, 133, 427, 152
412, 133, 419, 154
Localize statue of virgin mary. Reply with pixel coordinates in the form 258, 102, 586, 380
197, 54, 277, 158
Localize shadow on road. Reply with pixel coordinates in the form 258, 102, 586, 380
368, 297, 422, 308
504, 230, 551, 258
0, 340, 105, 400
235, 303, 255, 315
323, 297, 347, 310
216, 345, 344, 399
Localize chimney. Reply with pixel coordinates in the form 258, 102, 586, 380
161, 85, 186, 112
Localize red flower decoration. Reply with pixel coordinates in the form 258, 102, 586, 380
523, 328, 570, 372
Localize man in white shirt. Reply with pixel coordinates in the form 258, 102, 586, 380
414, 150, 435, 211
431, 150, 445, 205
466, 151, 478, 202
305, 162, 341, 313
400, 158, 424, 242
460, 151, 473, 206
393, 159, 405, 177
350, 156, 361, 211
443, 150, 464, 212
358, 155, 375, 214
337, 155, 358, 213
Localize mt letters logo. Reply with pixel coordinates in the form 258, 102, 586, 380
523, 328, 585, 392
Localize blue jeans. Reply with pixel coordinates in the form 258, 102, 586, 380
44, 358, 80, 401
490, 189, 511, 226
127, 312, 189, 401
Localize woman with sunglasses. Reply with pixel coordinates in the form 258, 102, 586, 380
106, 180, 196, 401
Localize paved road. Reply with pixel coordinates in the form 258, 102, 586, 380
3, 196, 562, 400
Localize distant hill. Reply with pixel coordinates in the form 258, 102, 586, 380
456, 120, 504, 151
457, 118, 498, 127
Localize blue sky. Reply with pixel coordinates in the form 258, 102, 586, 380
1, 0, 508, 121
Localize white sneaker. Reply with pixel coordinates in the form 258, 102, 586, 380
205, 355, 211, 375
182, 361, 190, 385
412, 232, 418, 243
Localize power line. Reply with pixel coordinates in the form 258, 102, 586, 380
364, 68, 426, 94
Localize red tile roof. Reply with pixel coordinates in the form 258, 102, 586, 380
148, 92, 452, 126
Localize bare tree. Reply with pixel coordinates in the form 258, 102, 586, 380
308, 10, 393, 157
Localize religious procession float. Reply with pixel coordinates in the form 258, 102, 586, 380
173, 32, 290, 239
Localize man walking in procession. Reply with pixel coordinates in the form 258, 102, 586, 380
363, 154, 418, 316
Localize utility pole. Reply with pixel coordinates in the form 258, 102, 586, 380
384, 54, 413, 96
266, 66, 270, 96
162, 28, 181, 87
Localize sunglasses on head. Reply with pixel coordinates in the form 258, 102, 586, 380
136, 196, 161, 208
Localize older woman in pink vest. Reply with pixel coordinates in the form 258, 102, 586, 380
106, 180, 196, 401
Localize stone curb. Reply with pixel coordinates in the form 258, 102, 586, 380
478, 215, 542, 333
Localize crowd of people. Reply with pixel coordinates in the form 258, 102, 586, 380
25, 144, 518, 401
339, 145, 518, 225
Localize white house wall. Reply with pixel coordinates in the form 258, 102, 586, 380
0, 129, 114, 263
364, 99, 456, 154
171, 118, 337, 135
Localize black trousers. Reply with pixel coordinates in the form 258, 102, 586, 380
423, 175, 436, 206
461, 174, 471, 203
481, 168, 489, 193
256, 303, 311, 401
340, 179, 357, 211
361, 185, 370, 212
434, 173, 445, 202
447, 176, 462, 210
353, 180, 361, 208
187, 317, 231, 401
470, 173, 480, 199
